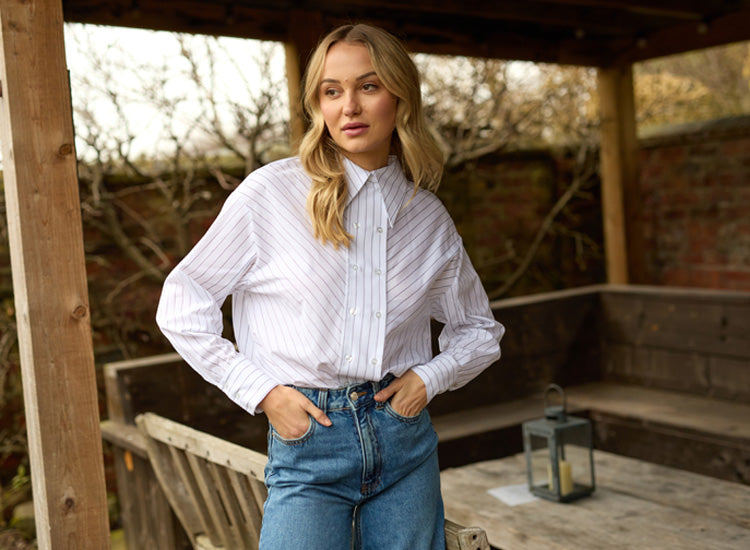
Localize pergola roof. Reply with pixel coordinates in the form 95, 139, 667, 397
63, 0, 750, 66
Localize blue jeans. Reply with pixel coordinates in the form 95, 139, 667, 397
259, 375, 445, 550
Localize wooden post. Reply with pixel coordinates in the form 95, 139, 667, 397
285, 10, 325, 153
597, 64, 639, 284
0, 1, 110, 548
285, 40, 306, 153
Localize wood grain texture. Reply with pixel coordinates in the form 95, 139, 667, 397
136, 413, 269, 549
441, 451, 750, 550
0, 1, 108, 547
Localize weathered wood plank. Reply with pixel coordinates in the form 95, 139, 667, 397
431, 287, 600, 416
590, 411, 750, 484
226, 469, 263, 542
104, 355, 269, 450
186, 453, 229, 548
600, 292, 750, 358
709, 355, 750, 401
110, 446, 185, 550
136, 413, 268, 549
441, 452, 750, 550
166, 443, 213, 544
100, 420, 147, 458
444, 519, 490, 550
0, 1, 109, 547
566, 382, 750, 442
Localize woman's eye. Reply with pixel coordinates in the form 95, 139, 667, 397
323, 88, 340, 97
362, 83, 378, 92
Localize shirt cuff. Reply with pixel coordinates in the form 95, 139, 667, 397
411, 354, 458, 403
222, 362, 281, 415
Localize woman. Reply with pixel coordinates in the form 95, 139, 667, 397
156, 23, 504, 549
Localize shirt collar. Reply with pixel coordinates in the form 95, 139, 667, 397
342, 156, 414, 228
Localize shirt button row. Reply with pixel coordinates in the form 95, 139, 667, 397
352, 264, 383, 276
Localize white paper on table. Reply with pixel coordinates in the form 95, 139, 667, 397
487, 484, 539, 506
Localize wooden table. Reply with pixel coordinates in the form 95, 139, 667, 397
440, 451, 750, 550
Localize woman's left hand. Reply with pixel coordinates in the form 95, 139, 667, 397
374, 370, 427, 417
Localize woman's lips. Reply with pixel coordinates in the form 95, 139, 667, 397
342, 122, 368, 136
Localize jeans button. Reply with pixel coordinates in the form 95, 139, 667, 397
349, 391, 358, 401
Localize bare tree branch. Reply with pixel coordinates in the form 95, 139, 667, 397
486, 144, 599, 299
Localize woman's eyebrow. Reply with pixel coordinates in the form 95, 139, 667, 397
320, 71, 378, 85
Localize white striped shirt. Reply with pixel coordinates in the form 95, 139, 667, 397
156, 155, 504, 414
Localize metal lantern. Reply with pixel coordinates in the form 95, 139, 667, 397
522, 384, 595, 502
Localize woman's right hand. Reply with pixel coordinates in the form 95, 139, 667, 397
259, 385, 332, 439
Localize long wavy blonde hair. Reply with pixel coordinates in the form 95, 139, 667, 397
298, 24, 444, 248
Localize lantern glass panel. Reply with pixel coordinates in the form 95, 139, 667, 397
555, 423, 593, 496
527, 432, 552, 492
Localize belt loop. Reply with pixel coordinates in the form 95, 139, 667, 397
317, 388, 328, 413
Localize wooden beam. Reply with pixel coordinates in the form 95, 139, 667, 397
61, 1, 750, 67
611, 8, 750, 65
597, 64, 639, 284
0, 1, 110, 548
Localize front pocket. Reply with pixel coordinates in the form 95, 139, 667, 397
384, 402, 424, 424
270, 416, 315, 445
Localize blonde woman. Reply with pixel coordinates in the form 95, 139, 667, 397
157, 23, 503, 549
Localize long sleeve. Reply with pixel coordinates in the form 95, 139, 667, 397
156, 190, 279, 414
412, 246, 504, 402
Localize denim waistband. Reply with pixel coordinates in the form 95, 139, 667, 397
291, 374, 395, 412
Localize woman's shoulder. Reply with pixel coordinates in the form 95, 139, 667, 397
231, 157, 309, 201
409, 186, 454, 226
239, 157, 306, 189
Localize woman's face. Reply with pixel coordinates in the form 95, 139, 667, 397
318, 41, 398, 171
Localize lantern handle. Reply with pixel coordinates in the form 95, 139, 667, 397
544, 383, 567, 419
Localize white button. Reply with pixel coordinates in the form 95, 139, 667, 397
352, 264, 358, 271
345, 354, 353, 362
377, 227, 383, 233
375, 311, 382, 318
375, 268, 382, 275
371, 358, 378, 365
350, 307, 358, 316
354, 222, 360, 229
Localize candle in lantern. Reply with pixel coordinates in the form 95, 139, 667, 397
547, 460, 574, 496
559, 460, 573, 495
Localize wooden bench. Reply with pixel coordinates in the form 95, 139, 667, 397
134, 412, 490, 550
431, 284, 750, 481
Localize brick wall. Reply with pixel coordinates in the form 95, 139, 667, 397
438, 149, 606, 298
438, 116, 750, 297
638, 116, 750, 290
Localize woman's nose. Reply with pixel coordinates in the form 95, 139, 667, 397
343, 92, 361, 116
